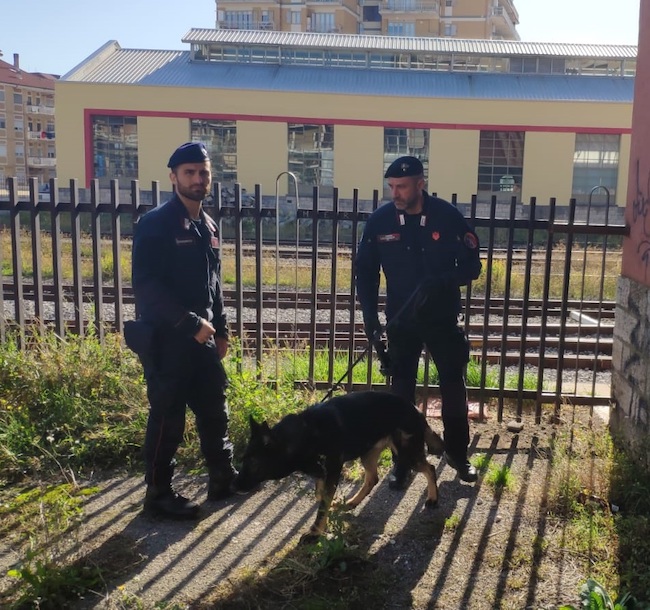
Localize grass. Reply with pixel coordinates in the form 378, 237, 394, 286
1, 328, 649, 608
0, 228, 622, 301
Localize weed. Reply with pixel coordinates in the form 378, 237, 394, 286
444, 513, 461, 531
484, 463, 514, 490
2, 482, 102, 609
559, 577, 637, 610
472, 453, 491, 473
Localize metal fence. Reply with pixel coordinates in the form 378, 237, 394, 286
0, 177, 627, 421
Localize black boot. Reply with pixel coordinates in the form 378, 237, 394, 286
207, 465, 254, 501
144, 486, 200, 520
388, 462, 413, 491
445, 453, 478, 483
207, 470, 236, 501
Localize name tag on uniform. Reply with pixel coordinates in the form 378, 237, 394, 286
211, 236, 220, 248
377, 233, 400, 242
175, 237, 194, 246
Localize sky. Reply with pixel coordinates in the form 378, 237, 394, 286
0, 0, 641, 76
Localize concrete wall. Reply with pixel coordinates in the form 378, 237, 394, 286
612, 0, 650, 458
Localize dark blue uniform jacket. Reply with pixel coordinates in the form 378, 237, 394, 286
132, 195, 228, 339
355, 192, 481, 325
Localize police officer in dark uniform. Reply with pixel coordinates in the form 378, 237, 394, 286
355, 156, 482, 488
130, 142, 242, 519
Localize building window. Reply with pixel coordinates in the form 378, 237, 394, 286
190, 119, 237, 185
363, 5, 381, 21
477, 131, 525, 202
224, 11, 253, 29
386, 0, 416, 10
310, 13, 335, 32
289, 10, 301, 24
92, 115, 138, 187
13, 93, 22, 105
0, 143, 7, 157
571, 133, 619, 204
444, 23, 457, 36
383, 127, 429, 196
0, 115, 6, 130
0, 90, 5, 102
387, 22, 416, 36
288, 123, 334, 195
260, 11, 272, 28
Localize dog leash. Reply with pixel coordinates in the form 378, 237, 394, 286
320, 281, 431, 402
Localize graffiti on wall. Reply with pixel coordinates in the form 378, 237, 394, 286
631, 159, 650, 281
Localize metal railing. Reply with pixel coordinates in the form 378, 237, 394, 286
0, 177, 627, 420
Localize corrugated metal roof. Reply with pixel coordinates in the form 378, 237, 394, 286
61, 47, 634, 103
182, 28, 637, 59
62, 42, 186, 83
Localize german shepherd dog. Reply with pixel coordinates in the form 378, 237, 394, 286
235, 390, 445, 540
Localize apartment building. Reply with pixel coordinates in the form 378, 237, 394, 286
214, 0, 519, 39
0, 53, 57, 191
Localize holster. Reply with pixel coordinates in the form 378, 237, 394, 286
123, 319, 155, 356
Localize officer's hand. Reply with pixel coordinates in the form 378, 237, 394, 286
194, 318, 216, 344
364, 316, 382, 341
215, 336, 228, 359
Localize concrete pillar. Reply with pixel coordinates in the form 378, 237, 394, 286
613, 0, 650, 460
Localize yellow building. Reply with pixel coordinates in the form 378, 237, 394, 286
0, 53, 57, 191
56, 30, 635, 205
214, 0, 520, 39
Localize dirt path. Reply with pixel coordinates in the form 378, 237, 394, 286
11, 406, 602, 610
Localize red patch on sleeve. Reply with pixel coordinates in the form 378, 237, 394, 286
463, 232, 478, 249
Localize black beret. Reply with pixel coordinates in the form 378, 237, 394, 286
167, 142, 210, 168
384, 156, 424, 178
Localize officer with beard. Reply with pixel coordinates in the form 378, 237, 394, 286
355, 156, 482, 489
130, 142, 244, 519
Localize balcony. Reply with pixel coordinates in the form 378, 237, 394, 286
498, 0, 519, 24
27, 157, 56, 168
27, 130, 55, 140
490, 5, 519, 39
26, 105, 55, 116
380, 0, 438, 14
306, 24, 343, 32
217, 20, 275, 30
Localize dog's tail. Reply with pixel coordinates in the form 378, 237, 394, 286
422, 415, 445, 456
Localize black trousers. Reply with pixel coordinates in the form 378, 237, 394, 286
140, 332, 234, 489
387, 320, 471, 462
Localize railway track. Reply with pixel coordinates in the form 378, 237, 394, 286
2, 282, 615, 370
1, 283, 616, 316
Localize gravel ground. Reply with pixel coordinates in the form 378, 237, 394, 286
0, 405, 611, 609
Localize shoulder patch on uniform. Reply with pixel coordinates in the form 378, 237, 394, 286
377, 233, 401, 243
463, 232, 478, 249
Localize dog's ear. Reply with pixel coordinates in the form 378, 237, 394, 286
249, 416, 272, 446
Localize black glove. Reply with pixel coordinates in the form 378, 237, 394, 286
363, 315, 382, 341
373, 339, 393, 377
